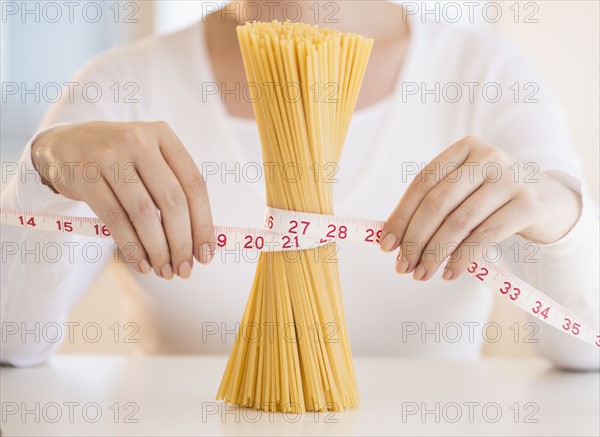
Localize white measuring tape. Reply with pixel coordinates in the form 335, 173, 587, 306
1, 206, 598, 348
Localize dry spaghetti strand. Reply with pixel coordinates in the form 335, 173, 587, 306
217, 20, 373, 413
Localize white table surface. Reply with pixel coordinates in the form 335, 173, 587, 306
1, 355, 598, 436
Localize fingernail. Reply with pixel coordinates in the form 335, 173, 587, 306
380, 233, 397, 252
139, 259, 151, 274
178, 261, 192, 279
160, 264, 174, 279
413, 264, 426, 280
396, 255, 409, 274
443, 267, 453, 280
200, 243, 214, 264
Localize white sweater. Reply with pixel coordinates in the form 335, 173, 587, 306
2, 17, 599, 369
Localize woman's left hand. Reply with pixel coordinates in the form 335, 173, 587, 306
379, 135, 582, 281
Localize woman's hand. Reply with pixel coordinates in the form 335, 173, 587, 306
32, 121, 215, 279
379, 135, 582, 281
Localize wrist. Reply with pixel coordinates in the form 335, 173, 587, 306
525, 172, 582, 244
31, 129, 60, 194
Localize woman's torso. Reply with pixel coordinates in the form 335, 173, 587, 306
95, 18, 496, 358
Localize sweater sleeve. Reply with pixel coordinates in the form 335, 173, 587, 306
1, 51, 134, 367
479, 39, 599, 370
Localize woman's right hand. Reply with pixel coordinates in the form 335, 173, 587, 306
32, 121, 215, 279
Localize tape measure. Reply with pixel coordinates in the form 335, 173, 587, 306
1, 206, 598, 348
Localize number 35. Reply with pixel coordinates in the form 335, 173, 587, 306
562, 318, 580, 336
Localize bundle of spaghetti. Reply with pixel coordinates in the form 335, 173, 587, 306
217, 20, 373, 413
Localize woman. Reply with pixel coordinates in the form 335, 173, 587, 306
2, 1, 598, 369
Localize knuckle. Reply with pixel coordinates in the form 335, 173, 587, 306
441, 242, 457, 260
401, 239, 420, 257
154, 120, 173, 135
412, 177, 432, 195
480, 146, 505, 165
187, 174, 207, 193
462, 134, 480, 146
132, 199, 157, 221
103, 206, 124, 224
483, 149, 500, 163
119, 240, 144, 262
154, 120, 170, 129
119, 124, 145, 146
473, 226, 493, 242
171, 241, 194, 258
453, 136, 475, 155
451, 139, 470, 156
448, 249, 460, 264
145, 244, 170, 264
163, 186, 187, 209
418, 243, 437, 264
193, 224, 215, 243
386, 210, 409, 232
447, 209, 471, 229
517, 189, 536, 206
94, 141, 118, 162
451, 256, 468, 272
454, 244, 473, 265
424, 189, 446, 212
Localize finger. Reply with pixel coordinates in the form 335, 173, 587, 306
155, 122, 216, 264
398, 161, 488, 275
413, 182, 515, 280
102, 170, 175, 279
444, 198, 531, 280
380, 137, 472, 253
136, 148, 194, 278
82, 179, 151, 276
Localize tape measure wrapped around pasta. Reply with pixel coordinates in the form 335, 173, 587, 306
216, 21, 373, 412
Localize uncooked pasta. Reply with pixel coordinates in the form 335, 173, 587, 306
217, 20, 373, 413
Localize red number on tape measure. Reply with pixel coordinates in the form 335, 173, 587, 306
94, 224, 110, 237
326, 224, 347, 239
562, 318, 581, 336
56, 220, 73, 232
289, 220, 310, 235
282, 235, 299, 249
18, 216, 36, 227
499, 282, 520, 301
467, 262, 489, 281
244, 235, 264, 250
509, 287, 521, 301
364, 228, 382, 243
532, 301, 550, 319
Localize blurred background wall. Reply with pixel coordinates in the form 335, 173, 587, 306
1, 1, 598, 356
